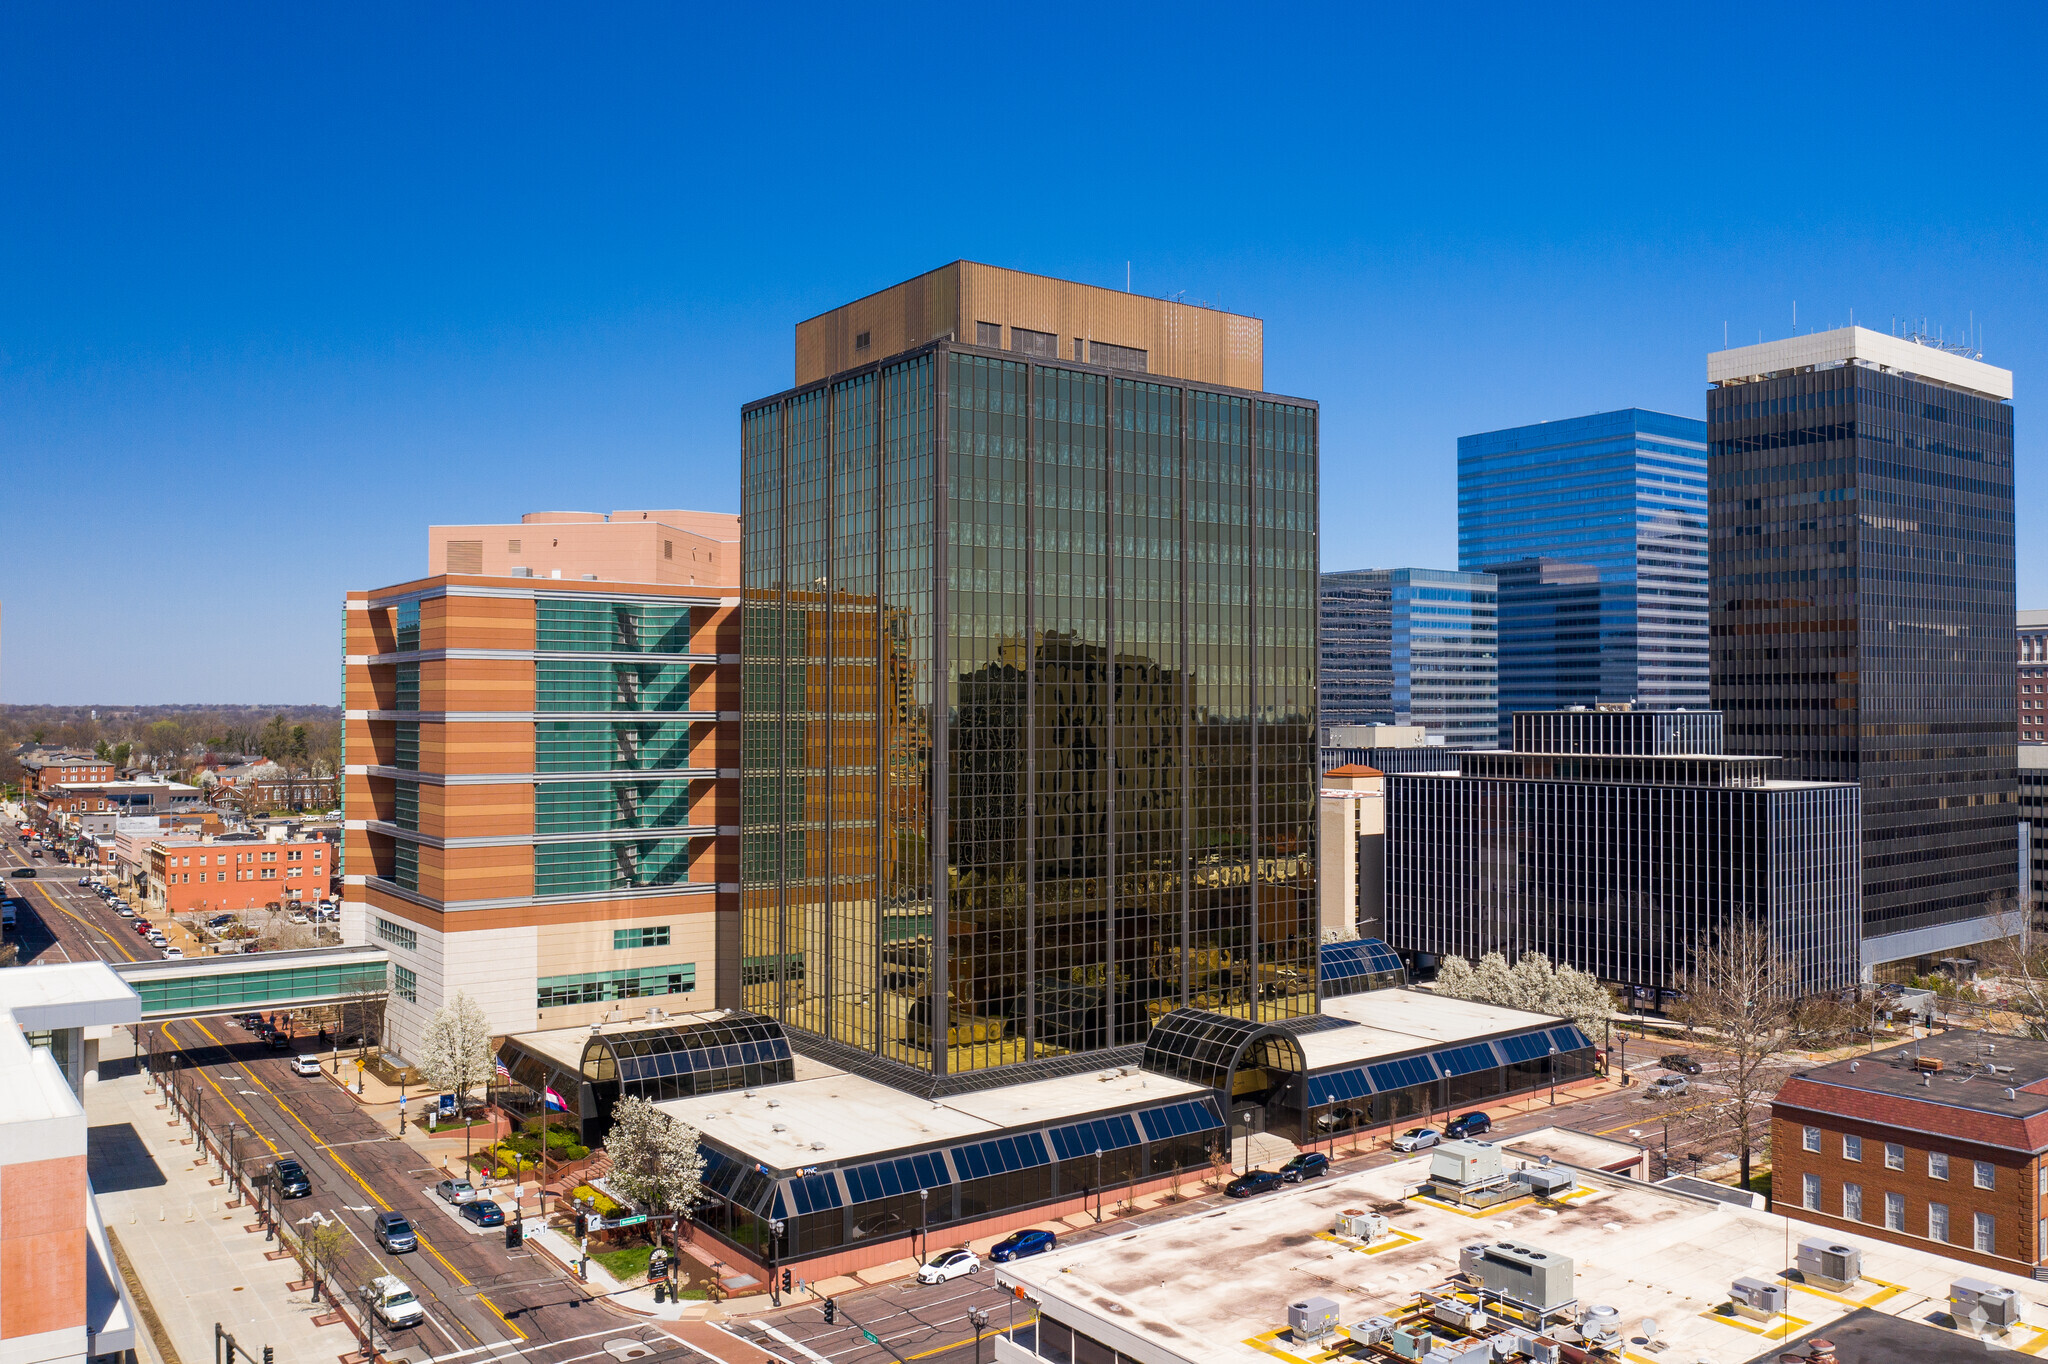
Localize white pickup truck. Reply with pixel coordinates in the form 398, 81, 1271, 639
358, 1275, 425, 1329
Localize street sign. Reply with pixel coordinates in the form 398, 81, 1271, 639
354, 1058, 366, 1069
862, 1329, 880, 1345
614, 1214, 648, 1227
587, 1214, 606, 1231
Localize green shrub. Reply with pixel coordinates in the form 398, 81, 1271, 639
565, 1143, 589, 1161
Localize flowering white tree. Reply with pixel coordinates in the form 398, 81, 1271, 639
1433, 951, 1612, 1038
417, 990, 496, 1166
603, 1095, 705, 1236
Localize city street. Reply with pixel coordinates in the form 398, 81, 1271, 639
2, 820, 689, 1364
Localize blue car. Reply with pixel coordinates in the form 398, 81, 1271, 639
989, 1229, 1057, 1262
459, 1199, 505, 1228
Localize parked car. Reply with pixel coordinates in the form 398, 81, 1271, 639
292, 1055, 322, 1077
1391, 1127, 1442, 1153
273, 1159, 312, 1198
1648, 1074, 1691, 1098
359, 1275, 425, 1328
115, 904, 135, 917
1659, 1053, 1704, 1075
162, 946, 184, 959
434, 1178, 478, 1205
267, 1033, 293, 1052
374, 1211, 418, 1253
1279, 1152, 1330, 1182
132, 920, 152, 934
1225, 1169, 1287, 1199
459, 1199, 505, 1228
1316, 1105, 1365, 1132
916, 1249, 981, 1284
989, 1229, 1057, 1262
1445, 1111, 1493, 1139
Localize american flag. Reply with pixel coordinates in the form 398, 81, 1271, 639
494, 1059, 512, 1082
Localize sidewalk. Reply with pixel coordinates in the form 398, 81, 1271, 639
88, 1042, 359, 1364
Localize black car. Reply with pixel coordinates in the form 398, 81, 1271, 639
10, 868, 33, 878
1659, 1053, 1704, 1075
1224, 1169, 1286, 1199
267, 1032, 293, 1051
273, 1159, 312, 1198
1445, 1111, 1493, 1139
1279, 1152, 1330, 1183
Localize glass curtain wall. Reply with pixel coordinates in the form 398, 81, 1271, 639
742, 343, 1318, 1083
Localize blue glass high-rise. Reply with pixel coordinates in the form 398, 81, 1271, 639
1458, 409, 1709, 743
1318, 567, 1496, 748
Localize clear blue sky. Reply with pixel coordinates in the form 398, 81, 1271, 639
5, 3, 2044, 703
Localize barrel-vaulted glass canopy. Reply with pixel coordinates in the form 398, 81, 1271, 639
579, 1011, 794, 1104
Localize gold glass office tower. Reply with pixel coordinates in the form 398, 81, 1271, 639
741, 263, 1319, 1090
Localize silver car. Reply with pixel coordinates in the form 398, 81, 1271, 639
434, 1178, 478, 1205
1648, 1074, 1690, 1098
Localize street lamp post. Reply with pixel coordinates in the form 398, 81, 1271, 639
918, 1188, 929, 1265
1093, 1151, 1103, 1222
769, 1219, 786, 1308
1548, 1044, 1558, 1105
971, 1307, 990, 1364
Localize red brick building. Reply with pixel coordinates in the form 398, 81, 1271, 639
19, 751, 116, 801
146, 832, 332, 915
1771, 1032, 2048, 1276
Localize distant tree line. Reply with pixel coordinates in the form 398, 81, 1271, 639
0, 703, 343, 789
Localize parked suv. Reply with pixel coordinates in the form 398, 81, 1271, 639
374, 1211, 418, 1253
273, 1159, 311, 1199
359, 1275, 425, 1328
1279, 1152, 1330, 1182
1445, 1111, 1493, 1139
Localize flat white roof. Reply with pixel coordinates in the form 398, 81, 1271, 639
0, 961, 141, 1031
996, 1156, 2048, 1364
1498, 1124, 1645, 1173
1301, 989, 1566, 1070
1709, 324, 2012, 400
659, 1062, 1205, 1168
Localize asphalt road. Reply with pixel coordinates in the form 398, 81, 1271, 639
1, 820, 687, 1364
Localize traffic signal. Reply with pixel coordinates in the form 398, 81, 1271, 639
574, 1211, 589, 1239
782, 1269, 792, 1294
263, 1349, 274, 1364
823, 1298, 837, 1324
505, 1220, 524, 1249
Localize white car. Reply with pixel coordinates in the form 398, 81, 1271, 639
1648, 1074, 1690, 1099
162, 947, 184, 959
292, 1055, 322, 1077
1391, 1127, 1442, 1153
916, 1249, 980, 1284
359, 1274, 425, 1328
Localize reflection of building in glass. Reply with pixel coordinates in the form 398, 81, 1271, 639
742, 263, 1319, 1089
1707, 329, 2016, 972
1319, 568, 1497, 748
1460, 410, 1709, 746
1386, 708, 1862, 994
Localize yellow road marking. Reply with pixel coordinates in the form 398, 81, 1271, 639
33, 882, 139, 961
186, 1018, 522, 1343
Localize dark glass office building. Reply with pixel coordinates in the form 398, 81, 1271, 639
1318, 567, 1497, 748
1459, 410, 1710, 745
741, 265, 1319, 1090
1706, 328, 2017, 968
1385, 708, 1863, 994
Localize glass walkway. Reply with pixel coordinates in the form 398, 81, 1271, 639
110, 945, 390, 1021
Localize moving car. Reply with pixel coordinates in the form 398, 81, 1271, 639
292, 1055, 322, 1077
273, 1159, 312, 1198
459, 1199, 505, 1228
916, 1249, 980, 1284
989, 1229, 1057, 1262
1224, 1169, 1286, 1199
359, 1275, 425, 1329
266, 1033, 293, 1052
1391, 1127, 1442, 1153
1445, 1111, 1493, 1139
374, 1211, 418, 1253
162, 946, 184, 959
1648, 1074, 1690, 1098
1659, 1053, 1704, 1075
434, 1178, 478, 1205
11, 867, 34, 878
1279, 1152, 1330, 1182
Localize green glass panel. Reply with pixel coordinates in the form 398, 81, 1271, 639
533, 837, 696, 895
534, 780, 695, 833
395, 601, 420, 652
393, 722, 420, 772
393, 782, 419, 831
394, 663, 420, 712
537, 661, 696, 712
534, 720, 696, 773
536, 964, 695, 1009
537, 601, 694, 654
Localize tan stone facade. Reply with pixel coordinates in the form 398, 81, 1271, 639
794, 260, 1266, 390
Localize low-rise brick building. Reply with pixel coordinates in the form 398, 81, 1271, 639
146, 829, 332, 915
1771, 1031, 2048, 1276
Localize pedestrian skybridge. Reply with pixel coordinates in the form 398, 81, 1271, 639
110, 945, 390, 1022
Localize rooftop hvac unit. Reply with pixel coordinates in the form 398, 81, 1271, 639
1951, 1278, 2024, 1331
1461, 1240, 1577, 1313
1350, 1317, 1395, 1349
1578, 1305, 1622, 1347
1336, 1208, 1388, 1241
1512, 1167, 1574, 1197
1419, 1341, 1492, 1364
1388, 1326, 1436, 1360
1796, 1237, 1862, 1289
1730, 1276, 1788, 1321
1430, 1141, 1506, 1188
1288, 1297, 1339, 1342
1428, 1300, 1485, 1333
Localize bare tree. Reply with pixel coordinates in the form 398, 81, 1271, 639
1670, 921, 1798, 1191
